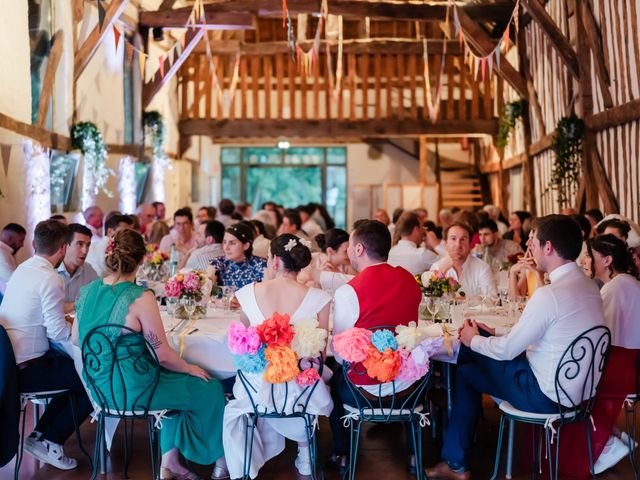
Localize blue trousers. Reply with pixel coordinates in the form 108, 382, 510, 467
441, 345, 558, 469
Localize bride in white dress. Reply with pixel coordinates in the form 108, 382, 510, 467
223, 234, 334, 479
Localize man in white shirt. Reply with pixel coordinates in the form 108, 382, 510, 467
136, 203, 156, 238
426, 215, 605, 480
430, 222, 496, 296
388, 211, 440, 274
0, 223, 26, 294
483, 204, 508, 236
159, 208, 199, 260
82, 205, 104, 240
86, 214, 134, 277
57, 224, 98, 312
280, 209, 319, 252
0, 220, 92, 470
185, 220, 225, 270
475, 219, 522, 276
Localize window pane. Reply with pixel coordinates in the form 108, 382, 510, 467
243, 148, 282, 165
284, 147, 323, 165
123, 42, 134, 144
50, 152, 78, 212
222, 166, 242, 204
29, 0, 53, 125
135, 163, 150, 204
221, 148, 241, 164
327, 147, 347, 164
326, 166, 347, 229
246, 166, 322, 208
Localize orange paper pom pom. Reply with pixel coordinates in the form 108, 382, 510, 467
362, 345, 401, 383
264, 345, 300, 383
257, 313, 295, 347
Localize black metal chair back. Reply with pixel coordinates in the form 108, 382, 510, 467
82, 324, 161, 419
554, 325, 611, 420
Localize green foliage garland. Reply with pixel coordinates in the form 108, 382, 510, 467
144, 111, 170, 168
545, 114, 585, 210
496, 100, 527, 150
71, 122, 114, 196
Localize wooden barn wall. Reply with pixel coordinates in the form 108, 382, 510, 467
589, 0, 640, 221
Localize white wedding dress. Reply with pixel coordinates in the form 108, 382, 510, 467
223, 283, 334, 479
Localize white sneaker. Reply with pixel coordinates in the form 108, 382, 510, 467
294, 447, 312, 476
594, 436, 628, 474
23, 437, 78, 470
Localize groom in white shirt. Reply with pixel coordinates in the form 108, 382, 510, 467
426, 215, 605, 480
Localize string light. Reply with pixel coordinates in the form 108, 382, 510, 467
118, 156, 136, 213
24, 142, 51, 233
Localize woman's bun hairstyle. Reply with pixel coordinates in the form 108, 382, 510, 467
270, 233, 312, 272
315, 228, 349, 253
105, 228, 146, 276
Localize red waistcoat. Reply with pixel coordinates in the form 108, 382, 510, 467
347, 263, 422, 385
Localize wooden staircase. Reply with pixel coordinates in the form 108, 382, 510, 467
439, 161, 484, 209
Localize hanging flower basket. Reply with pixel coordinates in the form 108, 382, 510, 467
71, 122, 114, 197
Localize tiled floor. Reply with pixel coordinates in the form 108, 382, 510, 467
2, 396, 636, 479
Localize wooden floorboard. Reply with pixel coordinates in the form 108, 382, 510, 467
2, 396, 635, 479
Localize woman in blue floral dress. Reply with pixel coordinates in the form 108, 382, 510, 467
211, 221, 267, 289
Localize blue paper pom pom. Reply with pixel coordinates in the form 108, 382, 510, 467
371, 329, 397, 353
234, 345, 267, 373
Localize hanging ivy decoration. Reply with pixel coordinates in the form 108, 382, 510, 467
496, 100, 527, 149
143, 111, 170, 168
545, 114, 585, 210
71, 121, 114, 196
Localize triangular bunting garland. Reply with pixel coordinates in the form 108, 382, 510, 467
159, 55, 165, 78
487, 54, 493, 78
495, 48, 501, 71
138, 51, 147, 79
113, 26, 121, 52
481, 57, 486, 82
126, 42, 134, 63
503, 24, 510, 53
0, 144, 11, 176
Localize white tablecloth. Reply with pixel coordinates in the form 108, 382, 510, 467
161, 309, 240, 380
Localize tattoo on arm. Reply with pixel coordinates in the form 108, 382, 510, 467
145, 331, 163, 349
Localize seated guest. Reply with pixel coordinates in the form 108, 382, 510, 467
373, 208, 391, 226
210, 222, 267, 289
426, 215, 605, 480
249, 219, 270, 258
483, 205, 508, 236
217, 198, 236, 227
57, 224, 97, 313
0, 220, 92, 470
298, 228, 353, 287
223, 234, 332, 479
86, 213, 134, 277
196, 206, 217, 227
389, 207, 405, 237
298, 204, 323, 241
328, 220, 422, 472
388, 212, 440, 274
585, 208, 604, 237
235, 202, 252, 220
152, 201, 166, 222
280, 208, 317, 251
82, 206, 104, 240
136, 203, 156, 237
503, 210, 532, 250
507, 231, 546, 298
185, 220, 225, 270
597, 218, 631, 242
159, 208, 198, 263
475, 219, 522, 276
73, 229, 226, 479
0, 223, 26, 294
430, 222, 496, 296
49, 214, 68, 225
557, 234, 640, 477
438, 208, 454, 231
147, 220, 170, 245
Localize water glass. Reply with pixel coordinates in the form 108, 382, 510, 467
222, 286, 237, 313
166, 297, 178, 317
426, 296, 440, 322
181, 297, 197, 320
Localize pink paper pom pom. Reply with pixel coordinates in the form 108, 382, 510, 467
397, 350, 430, 382
228, 321, 262, 355
332, 328, 372, 363
295, 368, 321, 386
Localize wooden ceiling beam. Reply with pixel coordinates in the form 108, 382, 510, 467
142, 28, 207, 109
191, 38, 463, 56
74, 0, 130, 81
140, 1, 515, 27
36, 30, 64, 129
456, 7, 528, 99
522, 0, 579, 80
179, 118, 499, 140
581, 1, 613, 109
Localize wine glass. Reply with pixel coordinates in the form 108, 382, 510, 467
166, 297, 178, 318
181, 297, 197, 322
222, 285, 237, 313
426, 296, 440, 323
439, 298, 452, 325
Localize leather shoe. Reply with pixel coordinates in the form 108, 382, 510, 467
325, 452, 348, 474
407, 454, 417, 475
424, 461, 470, 480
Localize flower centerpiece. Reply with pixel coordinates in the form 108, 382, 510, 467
333, 326, 437, 383
417, 271, 463, 297
164, 269, 212, 318
228, 313, 327, 386
144, 244, 169, 281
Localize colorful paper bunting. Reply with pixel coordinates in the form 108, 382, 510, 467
113, 26, 121, 52
159, 55, 165, 79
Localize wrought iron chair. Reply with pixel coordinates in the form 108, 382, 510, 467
235, 357, 326, 480
491, 325, 611, 480
82, 324, 172, 480
340, 336, 432, 480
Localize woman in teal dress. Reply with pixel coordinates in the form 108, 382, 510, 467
72, 229, 228, 479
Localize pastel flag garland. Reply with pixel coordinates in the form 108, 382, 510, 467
113, 25, 121, 52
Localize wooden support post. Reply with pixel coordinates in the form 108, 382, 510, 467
36, 30, 64, 129
240, 56, 248, 119
251, 56, 260, 119
264, 56, 272, 120
374, 53, 382, 120
408, 54, 417, 120
419, 135, 428, 184
276, 54, 284, 120
361, 54, 369, 120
